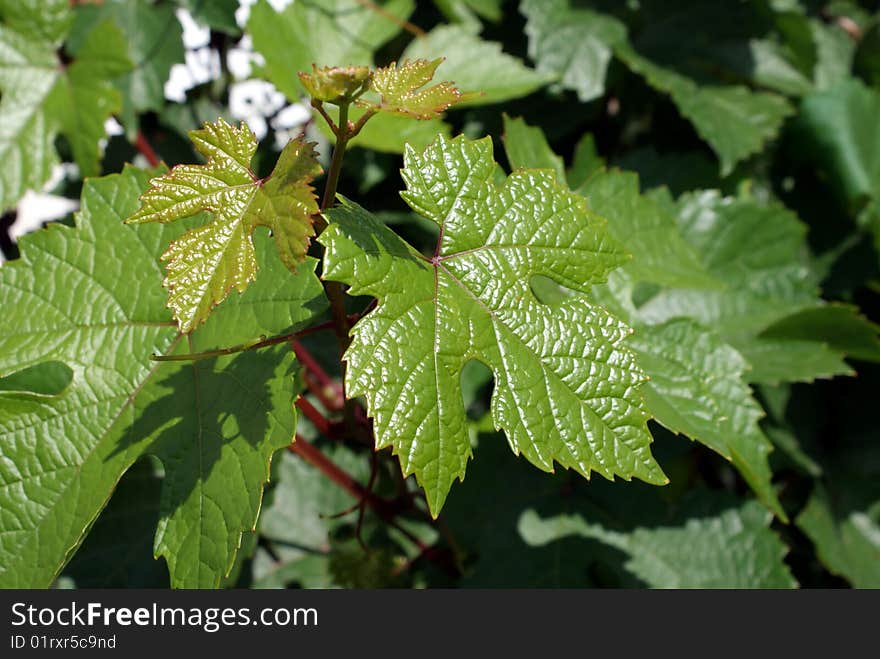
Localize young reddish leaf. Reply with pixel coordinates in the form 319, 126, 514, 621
365, 58, 463, 119
299, 64, 371, 103
126, 118, 322, 333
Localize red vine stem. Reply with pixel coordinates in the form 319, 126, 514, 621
288, 437, 460, 575
135, 131, 161, 167
295, 398, 333, 437
289, 436, 398, 522
291, 340, 333, 389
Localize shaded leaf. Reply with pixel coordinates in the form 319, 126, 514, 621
615, 41, 794, 176
797, 480, 880, 588
502, 114, 565, 184
0, 166, 325, 587
68, 0, 185, 134
521, 498, 796, 588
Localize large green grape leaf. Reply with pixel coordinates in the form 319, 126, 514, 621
502, 126, 782, 515
248, 0, 415, 100
0, 5, 130, 211
126, 119, 322, 333
400, 25, 554, 106
68, 0, 185, 134
0, 166, 327, 588
321, 135, 666, 515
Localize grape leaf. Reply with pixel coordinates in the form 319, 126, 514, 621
248, 0, 415, 101
0, 6, 130, 211
126, 119, 322, 333
626, 320, 783, 519
60, 459, 168, 588
0, 0, 72, 43
567, 134, 604, 190
400, 25, 553, 106
48, 20, 132, 177
365, 59, 462, 119
434, 0, 503, 23
520, 498, 796, 588
68, 0, 185, 135
0, 166, 326, 588
321, 135, 667, 515
576, 169, 720, 290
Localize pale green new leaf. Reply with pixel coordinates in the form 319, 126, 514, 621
520, 499, 796, 588
520, 0, 625, 102
401, 25, 553, 106
298, 65, 371, 104
68, 0, 185, 134
247, 0, 414, 100
0, 10, 131, 210
126, 119, 322, 333
321, 135, 666, 515
48, 20, 132, 177
0, 166, 327, 588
